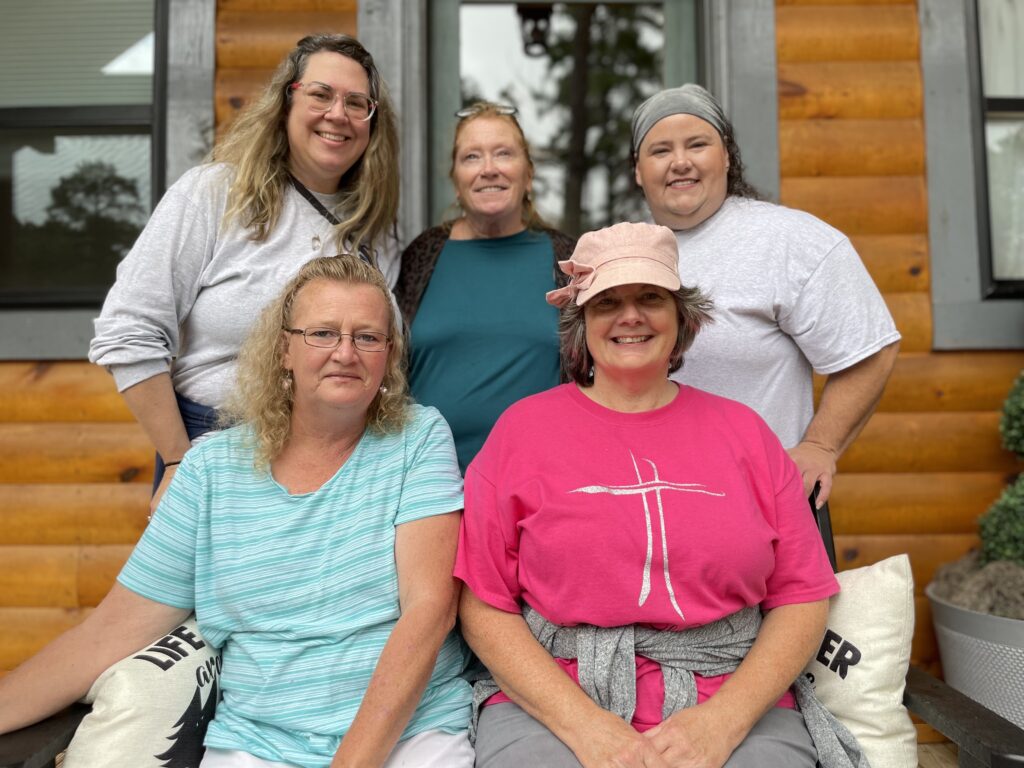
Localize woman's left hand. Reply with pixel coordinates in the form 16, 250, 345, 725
787, 440, 837, 506
642, 702, 740, 768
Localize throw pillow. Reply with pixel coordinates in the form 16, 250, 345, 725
802, 554, 917, 768
62, 616, 221, 768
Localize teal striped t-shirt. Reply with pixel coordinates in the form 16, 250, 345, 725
118, 404, 471, 767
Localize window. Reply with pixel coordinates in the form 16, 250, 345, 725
455, 3, 667, 236
977, 0, 1024, 294
919, 0, 1024, 348
0, 0, 155, 309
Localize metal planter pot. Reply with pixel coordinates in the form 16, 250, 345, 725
926, 582, 1024, 729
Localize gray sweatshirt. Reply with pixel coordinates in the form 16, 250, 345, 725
89, 163, 398, 407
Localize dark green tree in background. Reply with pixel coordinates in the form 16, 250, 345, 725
534, 4, 664, 236
7, 161, 146, 302
45, 160, 146, 256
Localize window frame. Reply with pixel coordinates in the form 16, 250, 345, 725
919, 0, 1024, 348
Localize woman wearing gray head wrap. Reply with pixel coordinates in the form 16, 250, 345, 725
631, 83, 900, 511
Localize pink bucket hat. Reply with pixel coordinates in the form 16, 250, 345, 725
545, 222, 681, 308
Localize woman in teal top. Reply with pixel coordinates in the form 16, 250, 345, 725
395, 103, 575, 472
0, 256, 473, 768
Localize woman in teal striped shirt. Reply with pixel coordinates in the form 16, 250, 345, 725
0, 256, 473, 768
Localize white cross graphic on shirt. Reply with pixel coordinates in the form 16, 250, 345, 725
569, 451, 725, 621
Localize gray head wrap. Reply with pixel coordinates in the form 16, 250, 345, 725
630, 84, 729, 155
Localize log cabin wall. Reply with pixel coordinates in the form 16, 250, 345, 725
0, 0, 357, 675
775, 0, 1024, 737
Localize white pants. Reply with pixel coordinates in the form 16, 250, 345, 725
200, 729, 474, 768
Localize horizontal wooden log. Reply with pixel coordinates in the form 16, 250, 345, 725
0, 546, 132, 608
828, 472, 1010, 535
0, 362, 131, 423
913, 600, 941, 679
219, 0, 356, 11
779, 62, 922, 119
912, 596, 938, 664
840, 412, 1018, 473
884, 291, 931, 353
0, 547, 77, 608
217, 11, 357, 69
779, 119, 924, 177
0, 423, 152, 484
0, 608, 90, 671
835, 533, 979, 590
78, 546, 134, 607
776, 5, 919, 63
849, 234, 929, 293
0, 485, 148, 545
780, 176, 928, 235
875, 351, 1024, 412
215, 67, 274, 129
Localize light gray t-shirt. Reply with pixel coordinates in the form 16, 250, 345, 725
89, 163, 399, 407
671, 196, 900, 448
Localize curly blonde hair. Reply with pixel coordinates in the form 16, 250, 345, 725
222, 255, 408, 470
446, 101, 549, 231
211, 34, 399, 262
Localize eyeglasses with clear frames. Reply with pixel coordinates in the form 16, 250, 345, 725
290, 82, 377, 121
454, 104, 518, 119
284, 327, 390, 352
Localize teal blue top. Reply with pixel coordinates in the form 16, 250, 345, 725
409, 229, 561, 472
118, 405, 471, 767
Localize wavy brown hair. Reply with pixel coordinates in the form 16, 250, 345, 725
211, 34, 399, 261
445, 101, 549, 231
559, 284, 714, 387
222, 255, 408, 470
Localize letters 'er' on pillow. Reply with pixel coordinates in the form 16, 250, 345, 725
803, 554, 918, 768
62, 616, 221, 768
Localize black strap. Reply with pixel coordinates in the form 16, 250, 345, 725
288, 174, 372, 264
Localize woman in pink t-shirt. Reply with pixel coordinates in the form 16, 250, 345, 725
455, 223, 854, 768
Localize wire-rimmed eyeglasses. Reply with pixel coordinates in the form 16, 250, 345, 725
454, 103, 518, 119
290, 82, 377, 121
283, 327, 390, 352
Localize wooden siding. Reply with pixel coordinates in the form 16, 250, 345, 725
216, 0, 357, 132
777, 0, 1024, 743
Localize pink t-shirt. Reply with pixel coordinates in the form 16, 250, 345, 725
454, 383, 838, 730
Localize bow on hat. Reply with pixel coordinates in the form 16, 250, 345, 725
545, 259, 597, 308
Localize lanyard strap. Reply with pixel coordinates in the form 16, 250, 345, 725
288, 174, 372, 264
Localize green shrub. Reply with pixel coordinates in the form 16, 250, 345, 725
1001, 371, 1024, 458
979, 475, 1024, 567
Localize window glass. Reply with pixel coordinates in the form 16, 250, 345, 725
1, 130, 150, 305
0, 0, 153, 107
978, 0, 1024, 282
0, 0, 153, 307
459, 3, 664, 236
984, 117, 1024, 281
978, 0, 1024, 98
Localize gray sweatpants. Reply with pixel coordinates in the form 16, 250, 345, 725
474, 702, 817, 768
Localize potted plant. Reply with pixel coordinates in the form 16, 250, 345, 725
926, 371, 1024, 728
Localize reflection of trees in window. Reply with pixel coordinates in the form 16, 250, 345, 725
10, 161, 145, 297
534, 5, 663, 236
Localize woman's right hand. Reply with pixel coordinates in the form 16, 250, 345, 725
571, 710, 670, 768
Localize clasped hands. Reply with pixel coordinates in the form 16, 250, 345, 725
576, 702, 741, 768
